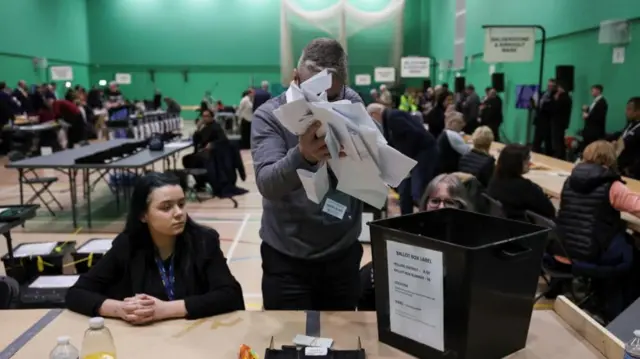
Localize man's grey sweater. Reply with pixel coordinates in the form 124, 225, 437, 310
250, 88, 364, 260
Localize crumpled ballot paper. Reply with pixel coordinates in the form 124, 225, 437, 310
273, 69, 417, 209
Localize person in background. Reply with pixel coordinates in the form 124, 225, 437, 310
153, 89, 162, 111
164, 97, 181, 116
183, 109, 227, 192
215, 100, 224, 112
237, 89, 254, 149
609, 97, 640, 180
458, 126, 495, 187
551, 82, 573, 160
426, 91, 452, 139
105, 82, 124, 109
555, 140, 639, 321
66, 172, 244, 323
379, 84, 392, 107
533, 79, 556, 156
462, 85, 481, 134
252, 80, 272, 112
480, 88, 503, 142
581, 84, 608, 152
251, 38, 364, 311
87, 86, 104, 110
202, 91, 214, 109
52, 98, 84, 148
12, 80, 33, 114
487, 144, 555, 221
398, 88, 418, 112
436, 111, 470, 175
45, 82, 58, 101
367, 103, 438, 215
369, 88, 379, 105
0, 82, 15, 126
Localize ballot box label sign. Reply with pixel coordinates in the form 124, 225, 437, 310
386, 240, 444, 352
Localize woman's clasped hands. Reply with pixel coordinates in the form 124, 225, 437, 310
117, 294, 169, 325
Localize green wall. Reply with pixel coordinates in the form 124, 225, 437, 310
429, 0, 640, 143
0, 0, 90, 89
86, 0, 430, 117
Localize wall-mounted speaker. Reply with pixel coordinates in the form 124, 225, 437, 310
491, 72, 505, 93
454, 77, 466, 93
555, 65, 574, 92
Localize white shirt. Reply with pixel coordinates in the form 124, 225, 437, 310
236, 95, 253, 122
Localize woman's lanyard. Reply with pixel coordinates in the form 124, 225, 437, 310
154, 255, 175, 300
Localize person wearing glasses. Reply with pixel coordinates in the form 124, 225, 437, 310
487, 143, 555, 221
358, 173, 472, 311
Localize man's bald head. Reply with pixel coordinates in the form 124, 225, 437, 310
294, 38, 348, 100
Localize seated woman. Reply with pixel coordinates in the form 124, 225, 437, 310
358, 174, 472, 311
487, 144, 555, 221
66, 172, 245, 323
458, 126, 495, 187
436, 111, 471, 175
555, 141, 639, 320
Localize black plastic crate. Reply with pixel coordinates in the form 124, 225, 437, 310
72, 238, 113, 274
370, 208, 549, 359
1, 241, 76, 285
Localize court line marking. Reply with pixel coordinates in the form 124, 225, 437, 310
226, 213, 250, 264
0, 309, 63, 359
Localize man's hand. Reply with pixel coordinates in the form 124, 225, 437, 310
298, 121, 329, 164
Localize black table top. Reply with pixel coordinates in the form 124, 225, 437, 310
5, 139, 138, 169
607, 297, 640, 343
106, 142, 192, 168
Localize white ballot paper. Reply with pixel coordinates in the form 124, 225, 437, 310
77, 238, 113, 253
274, 69, 417, 208
386, 240, 444, 352
297, 162, 330, 204
29, 275, 80, 289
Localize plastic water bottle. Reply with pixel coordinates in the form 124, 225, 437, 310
80, 317, 117, 359
50, 336, 79, 359
625, 330, 640, 358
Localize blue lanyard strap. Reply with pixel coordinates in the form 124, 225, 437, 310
154, 255, 175, 301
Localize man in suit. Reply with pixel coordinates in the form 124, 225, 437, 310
12, 80, 33, 114
252, 80, 272, 112
614, 97, 640, 179
480, 88, 503, 142
533, 79, 556, 155
462, 85, 481, 134
367, 103, 437, 215
581, 84, 608, 152
550, 82, 573, 160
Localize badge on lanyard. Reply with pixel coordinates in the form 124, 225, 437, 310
155, 256, 175, 301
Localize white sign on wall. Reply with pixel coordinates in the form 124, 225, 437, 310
50, 66, 74, 81
612, 47, 625, 64
401, 57, 431, 78
115, 73, 132, 85
354, 74, 372, 86
374, 67, 396, 83
483, 27, 536, 63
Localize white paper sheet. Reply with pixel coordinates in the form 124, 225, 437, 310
29, 275, 80, 289
300, 69, 332, 96
378, 145, 418, 188
359, 212, 375, 243
13, 242, 57, 257
297, 163, 330, 204
335, 157, 388, 209
324, 125, 340, 160
77, 238, 113, 253
386, 240, 444, 352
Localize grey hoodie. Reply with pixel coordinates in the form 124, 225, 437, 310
250, 87, 364, 260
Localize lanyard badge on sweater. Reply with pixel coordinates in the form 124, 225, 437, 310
154, 256, 175, 300
623, 122, 640, 140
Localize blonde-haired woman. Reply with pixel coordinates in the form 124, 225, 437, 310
436, 111, 471, 175
555, 140, 640, 320
458, 126, 496, 187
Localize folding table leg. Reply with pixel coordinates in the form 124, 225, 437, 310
68, 169, 78, 229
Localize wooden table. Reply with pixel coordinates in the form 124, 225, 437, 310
2, 297, 624, 358
0, 309, 48, 350
491, 142, 640, 232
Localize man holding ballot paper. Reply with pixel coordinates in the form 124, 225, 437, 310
251, 38, 417, 311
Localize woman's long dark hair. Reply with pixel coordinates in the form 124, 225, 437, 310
495, 144, 530, 179
124, 172, 196, 249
